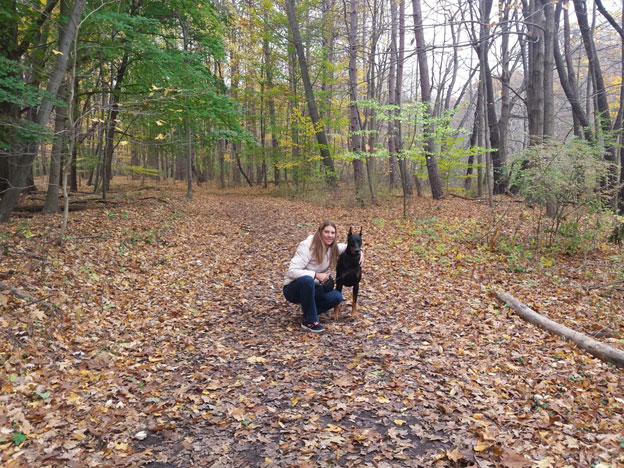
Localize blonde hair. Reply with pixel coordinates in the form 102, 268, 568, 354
310, 221, 339, 269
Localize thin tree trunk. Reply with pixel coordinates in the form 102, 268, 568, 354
42, 85, 68, 213
347, 0, 365, 200
388, 0, 398, 190
411, 0, 444, 199
554, 1, 592, 140
573, 0, 618, 204
285, 0, 336, 185
542, 0, 555, 138
395, 0, 412, 201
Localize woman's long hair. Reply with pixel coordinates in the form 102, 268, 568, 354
310, 221, 339, 269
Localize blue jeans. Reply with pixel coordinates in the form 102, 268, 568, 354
283, 276, 343, 324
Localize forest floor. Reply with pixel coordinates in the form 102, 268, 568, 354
1, 181, 623, 468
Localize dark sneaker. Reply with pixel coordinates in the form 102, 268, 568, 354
301, 322, 325, 333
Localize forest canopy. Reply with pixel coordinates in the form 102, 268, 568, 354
0, 0, 623, 218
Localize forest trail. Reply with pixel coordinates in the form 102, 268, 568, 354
1, 185, 622, 467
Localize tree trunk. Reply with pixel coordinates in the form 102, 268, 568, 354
388, 0, 398, 190
347, 0, 365, 200
572, 0, 617, 185
542, 0, 555, 138
395, 0, 413, 200
364, 0, 379, 203
525, 0, 545, 144
284, 0, 336, 185
0, 0, 87, 222
411, 0, 444, 199
553, 1, 592, 140
42, 85, 68, 213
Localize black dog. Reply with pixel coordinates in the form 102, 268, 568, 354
333, 227, 362, 319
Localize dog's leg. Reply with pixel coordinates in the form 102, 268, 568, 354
333, 304, 340, 321
333, 283, 343, 321
351, 284, 359, 318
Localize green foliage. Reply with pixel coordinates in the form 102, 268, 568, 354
512, 139, 608, 207
11, 432, 26, 446
0, 57, 51, 109
0, 57, 60, 148
122, 166, 160, 178
352, 100, 488, 189
511, 139, 616, 254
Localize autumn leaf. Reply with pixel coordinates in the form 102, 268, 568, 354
500, 449, 532, 468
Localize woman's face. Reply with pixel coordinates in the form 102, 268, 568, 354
321, 225, 336, 246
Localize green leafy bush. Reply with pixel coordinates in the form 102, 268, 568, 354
511, 139, 615, 254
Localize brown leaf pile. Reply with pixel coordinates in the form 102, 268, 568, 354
1, 183, 623, 467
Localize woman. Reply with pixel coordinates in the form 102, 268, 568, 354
283, 221, 358, 332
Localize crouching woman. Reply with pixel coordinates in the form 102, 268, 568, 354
283, 221, 344, 333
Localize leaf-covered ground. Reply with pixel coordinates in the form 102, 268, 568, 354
1, 183, 623, 468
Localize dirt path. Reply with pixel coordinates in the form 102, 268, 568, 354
2, 187, 622, 467
132, 193, 457, 467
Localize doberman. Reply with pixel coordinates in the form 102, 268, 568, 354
333, 227, 362, 320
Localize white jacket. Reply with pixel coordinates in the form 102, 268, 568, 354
283, 235, 346, 286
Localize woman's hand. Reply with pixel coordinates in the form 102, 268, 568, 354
315, 272, 330, 283
359, 250, 364, 266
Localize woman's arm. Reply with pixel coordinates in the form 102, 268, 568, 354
284, 239, 316, 282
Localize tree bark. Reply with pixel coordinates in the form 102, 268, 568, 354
572, 0, 617, 200
0, 0, 87, 222
395, 0, 412, 200
553, 1, 592, 140
284, 0, 336, 185
525, 0, 545, 144
541, 0, 555, 138
496, 291, 624, 368
42, 85, 68, 214
347, 0, 365, 200
412, 0, 444, 199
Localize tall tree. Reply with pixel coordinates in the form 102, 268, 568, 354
0, 0, 87, 222
284, 0, 336, 185
411, 0, 444, 199
346, 0, 365, 199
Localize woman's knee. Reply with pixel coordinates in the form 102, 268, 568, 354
296, 275, 316, 293
329, 290, 343, 305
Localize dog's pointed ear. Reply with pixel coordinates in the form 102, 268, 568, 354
349, 226, 353, 234
359, 227, 362, 236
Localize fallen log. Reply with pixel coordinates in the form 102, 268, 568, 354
495, 291, 624, 368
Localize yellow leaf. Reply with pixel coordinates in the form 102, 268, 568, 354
291, 396, 298, 407
114, 441, 129, 451
52, 49, 63, 55
155, 134, 166, 140
447, 447, 464, 462
474, 443, 490, 452
325, 424, 343, 432
394, 419, 406, 426
155, 120, 165, 126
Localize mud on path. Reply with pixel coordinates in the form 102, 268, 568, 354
2, 186, 622, 467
